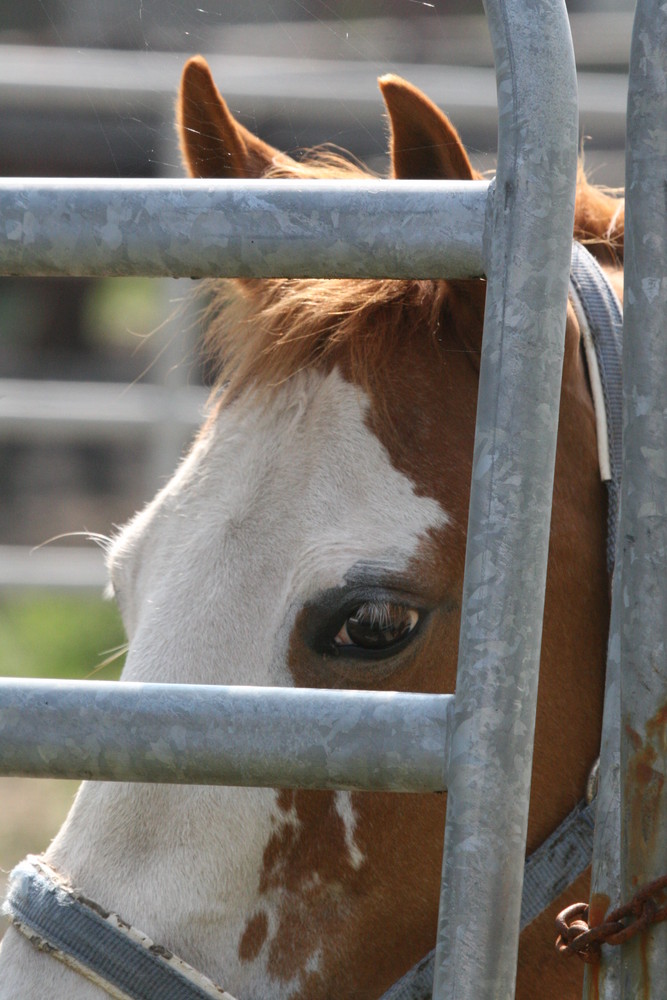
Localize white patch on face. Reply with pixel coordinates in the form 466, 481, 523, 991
334, 792, 364, 870
305, 947, 323, 976
30, 367, 448, 1000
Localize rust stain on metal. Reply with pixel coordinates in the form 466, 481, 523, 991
624, 702, 667, 877
587, 893, 610, 1000
639, 929, 650, 1000
646, 704, 667, 753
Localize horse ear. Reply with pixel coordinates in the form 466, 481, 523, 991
379, 74, 479, 181
178, 56, 291, 179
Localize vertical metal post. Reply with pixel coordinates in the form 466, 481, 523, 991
617, 0, 667, 995
583, 574, 621, 1000
432, 0, 578, 997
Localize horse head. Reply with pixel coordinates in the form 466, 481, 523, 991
0, 58, 624, 1000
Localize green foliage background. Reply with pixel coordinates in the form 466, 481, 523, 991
0, 595, 126, 933
0, 594, 126, 681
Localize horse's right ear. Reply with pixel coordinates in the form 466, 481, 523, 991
178, 57, 291, 179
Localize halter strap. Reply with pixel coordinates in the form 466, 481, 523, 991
569, 241, 623, 574
380, 799, 597, 1000
4, 794, 598, 1000
3, 857, 234, 1000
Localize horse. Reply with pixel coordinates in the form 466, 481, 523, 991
0, 57, 624, 1000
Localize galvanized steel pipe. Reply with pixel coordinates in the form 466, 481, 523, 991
583, 577, 622, 1000
0, 679, 452, 793
617, 0, 667, 995
432, 0, 578, 997
0, 178, 489, 279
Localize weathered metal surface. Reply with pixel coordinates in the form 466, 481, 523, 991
431, 0, 578, 996
616, 0, 667, 995
0, 678, 453, 793
0, 178, 488, 279
583, 575, 621, 1000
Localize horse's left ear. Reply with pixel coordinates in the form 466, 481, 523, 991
379, 74, 479, 181
178, 56, 292, 179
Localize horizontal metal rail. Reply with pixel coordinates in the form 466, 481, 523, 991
0, 679, 452, 792
0, 178, 489, 279
0, 46, 500, 117
0, 546, 107, 590
0, 44, 628, 142
0, 379, 209, 590
0, 380, 208, 441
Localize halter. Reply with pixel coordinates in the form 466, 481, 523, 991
4, 857, 233, 1000
569, 240, 623, 575
3, 242, 623, 1000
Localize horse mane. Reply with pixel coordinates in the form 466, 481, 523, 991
203, 148, 623, 400
574, 164, 625, 266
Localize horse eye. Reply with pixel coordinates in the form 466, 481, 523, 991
334, 602, 419, 652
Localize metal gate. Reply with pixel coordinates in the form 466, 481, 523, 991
0, 0, 665, 997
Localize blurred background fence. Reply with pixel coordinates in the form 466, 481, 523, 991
0, 0, 631, 929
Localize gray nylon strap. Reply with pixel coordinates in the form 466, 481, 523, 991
5, 805, 597, 1000
520, 799, 595, 927
379, 800, 596, 1000
7, 807, 593, 1000
569, 241, 623, 573
380, 949, 436, 1000
4, 860, 230, 1000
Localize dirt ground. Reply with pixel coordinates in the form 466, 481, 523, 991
0, 777, 79, 937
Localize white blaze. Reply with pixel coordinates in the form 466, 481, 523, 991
0, 367, 447, 1000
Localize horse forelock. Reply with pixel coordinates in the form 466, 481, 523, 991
574, 163, 625, 267
201, 149, 456, 404
202, 153, 622, 416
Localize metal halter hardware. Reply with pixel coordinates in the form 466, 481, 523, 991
555, 874, 667, 963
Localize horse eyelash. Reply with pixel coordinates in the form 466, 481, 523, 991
349, 601, 405, 627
